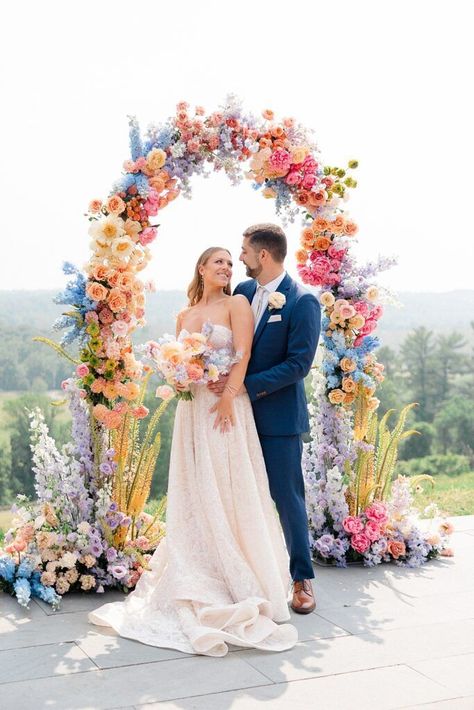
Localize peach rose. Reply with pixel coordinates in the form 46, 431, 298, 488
338, 304, 356, 320
124, 218, 142, 241
314, 236, 331, 251
146, 148, 167, 172
86, 281, 108, 302
295, 248, 308, 264
262, 109, 274, 120
342, 377, 356, 393
91, 265, 110, 282
124, 382, 140, 400
344, 221, 358, 236
320, 291, 335, 308
349, 314, 366, 330
291, 146, 308, 164
367, 397, 380, 411
107, 288, 127, 312
343, 392, 356, 405
313, 217, 328, 232
300, 227, 315, 249
328, 389, 345, 404
439, 521, 454, 535
330, 216, 345, 234
387, 540, 406, 559
440, 547, 454, 557
90, 378, 105, 394
148, 176, 166, 193
106, 195, 126, 215
340, 357, 356, 372
89, 199, 103, 213
366, 286, 379, 302
131, 405, 149, 419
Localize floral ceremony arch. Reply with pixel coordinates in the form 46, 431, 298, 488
0, 96, 453, 609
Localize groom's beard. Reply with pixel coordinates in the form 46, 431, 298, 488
245, 263, 263, 279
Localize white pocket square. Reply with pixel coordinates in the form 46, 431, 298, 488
268, 314, 282, 322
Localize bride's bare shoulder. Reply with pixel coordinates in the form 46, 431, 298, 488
176, 306, 192, 329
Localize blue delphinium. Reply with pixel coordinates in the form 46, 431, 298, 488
13, 577, 31, 607
53, 262, 96, 346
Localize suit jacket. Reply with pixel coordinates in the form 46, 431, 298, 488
233, 273, 321, 436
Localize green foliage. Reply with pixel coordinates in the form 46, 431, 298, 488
2, 393, 70, 499
400, 421, 435, 460
397, 454, 471, 478
433, 397, 474, 457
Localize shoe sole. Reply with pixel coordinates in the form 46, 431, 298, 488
290, 604, 316, 615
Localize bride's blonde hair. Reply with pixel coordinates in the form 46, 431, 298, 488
187, 247, 232, 306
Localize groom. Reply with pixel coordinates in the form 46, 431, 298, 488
210, 223, 321, 614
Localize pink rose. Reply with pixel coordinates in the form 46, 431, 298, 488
343, 516, 364, 534
98, 307, 114, 325
364, 520, 382, 542
285, 171, 302, 186
131, 405, 149, 420
354, 301, 370, 317
155, 385, 175, 401
365, 501, 389, 525
85, 310, 99, 323
111, 320, 129, 338
302, 174, 316, 190
268, 148, 292, 174
139, 227, 157, 246
351, 532, 371, 554
76, 364, 90, 378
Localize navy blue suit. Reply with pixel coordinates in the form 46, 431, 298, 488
234, 273, 321, 580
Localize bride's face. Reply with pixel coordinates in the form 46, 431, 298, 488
200, 250, 233, 289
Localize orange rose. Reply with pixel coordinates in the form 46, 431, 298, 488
296, 191, 309, 206
86, 281, 108, 302
107, 288, 127, 312
88, 199, 102, 213
313, 217, 328, 232
308, 190, 326, 206
348, 314, 366, 330
295, 248, 308, 264
320, 291, 335, 308
91, 265, 110, 282
344, 221, 358, 236
343, 392, 356, 405
342, 377, 356, 393
148, 176, 166, 193
314, 236, 331, 251
106, 195, 126, 215
262, 109, 274, 121
387, 540, 406, 559
340, 357, 356, 373
330, 216, 345, 234
328, 389, 345, 404
300, 227, 315, 249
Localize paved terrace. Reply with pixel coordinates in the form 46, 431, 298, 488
1, 515, 473, 710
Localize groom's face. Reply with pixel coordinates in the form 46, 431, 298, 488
240, 238, 263, 279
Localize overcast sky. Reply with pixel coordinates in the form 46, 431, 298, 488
2, 0, 473, 294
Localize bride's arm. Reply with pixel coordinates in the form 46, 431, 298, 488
209, 296, 253, 431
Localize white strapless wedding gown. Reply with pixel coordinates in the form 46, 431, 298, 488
88, 323, 298, 656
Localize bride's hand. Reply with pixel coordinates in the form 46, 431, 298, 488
209, 393, 235, 433
175, 382, 189, 393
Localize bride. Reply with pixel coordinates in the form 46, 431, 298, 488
88, 246, 298, 657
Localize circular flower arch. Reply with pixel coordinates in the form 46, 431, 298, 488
1, 95, 452, 615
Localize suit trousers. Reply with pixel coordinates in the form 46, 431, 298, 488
259, 434, 315, 581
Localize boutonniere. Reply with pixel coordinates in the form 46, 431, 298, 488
268, 292, 286, 311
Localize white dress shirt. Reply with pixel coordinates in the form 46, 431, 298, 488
251, 272, 287, 331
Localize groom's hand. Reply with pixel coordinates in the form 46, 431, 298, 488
208, 375, 247, 397
207, 374, 228, 396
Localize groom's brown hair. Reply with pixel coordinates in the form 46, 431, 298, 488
243, 223, 287, 263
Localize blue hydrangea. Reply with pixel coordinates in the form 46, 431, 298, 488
13, 577, 31, 607
0, 555, 15, 583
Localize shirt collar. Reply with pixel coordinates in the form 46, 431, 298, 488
257, 271, 286, 293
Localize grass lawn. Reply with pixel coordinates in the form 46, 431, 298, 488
413, 471, 474, 517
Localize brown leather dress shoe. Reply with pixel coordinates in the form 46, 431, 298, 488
290, 579, 316, 614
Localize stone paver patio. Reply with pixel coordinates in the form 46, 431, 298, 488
1, 515, 473, 710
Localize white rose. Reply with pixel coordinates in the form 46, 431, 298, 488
77, 521, 91, 534
268, 292, 286, 310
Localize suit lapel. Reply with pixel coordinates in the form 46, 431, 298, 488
253, 273, 292, 348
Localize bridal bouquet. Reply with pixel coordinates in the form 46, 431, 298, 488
141, 328, 240, 401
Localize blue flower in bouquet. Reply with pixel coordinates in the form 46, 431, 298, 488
0, 555, 16, 583
16, 557, 37, 578
13, 577, 31, 607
